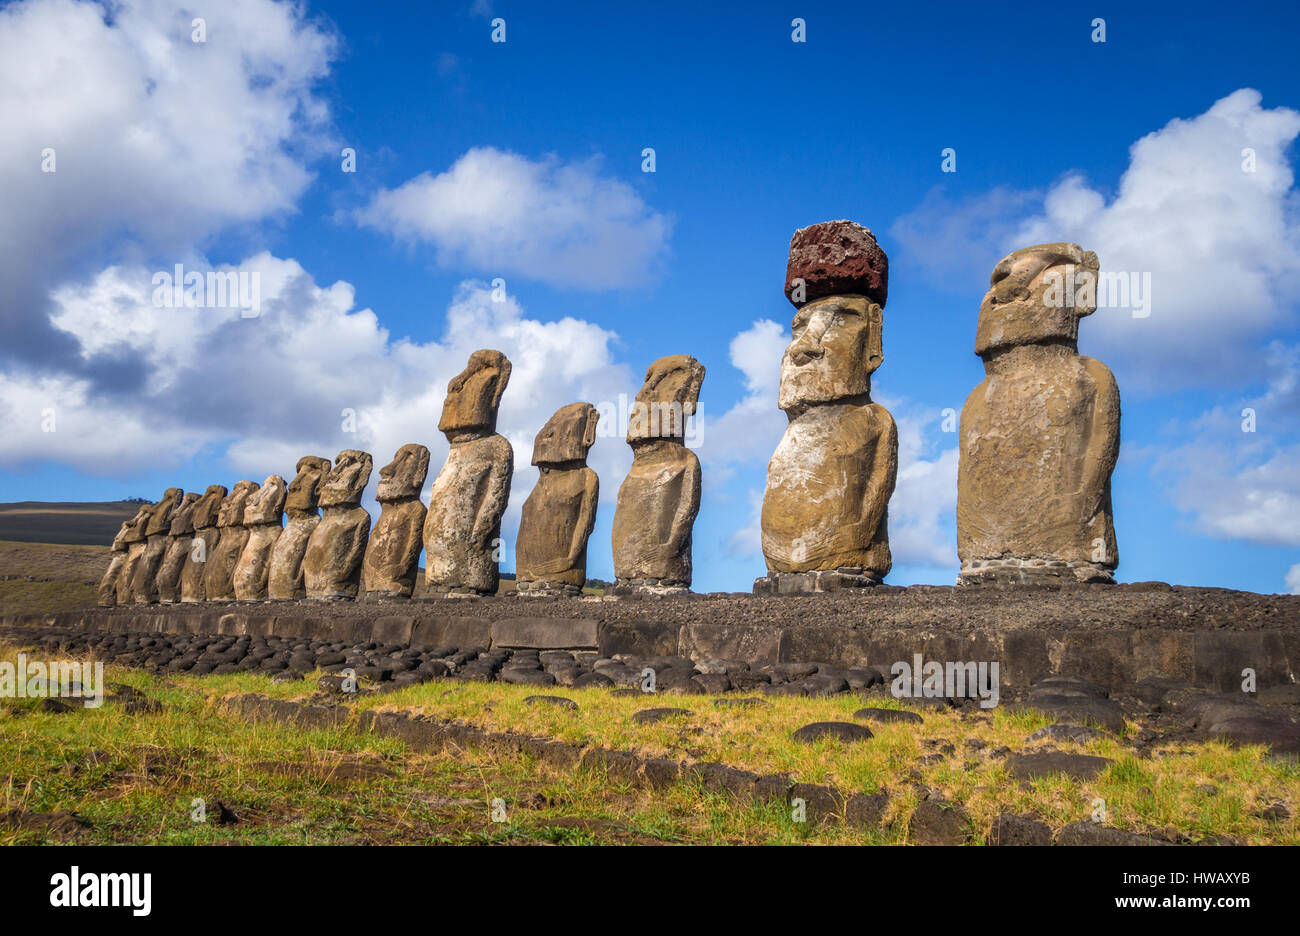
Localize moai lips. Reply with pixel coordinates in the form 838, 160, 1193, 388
268, 456, 330, 600
759, 220, 898, 592
233, 475, 288, 601
202, 480, 259, 601
516, 402, 600, 595
424, 350, 514, 596
612, 355, 705, 594
131, 488, 183, 604
179, 485, 227, 603
155, 492, 200, 603
100, 505, 149, 607
957, 243, 1120, 585
362, 443, 430, 598
303, 450, 373, 599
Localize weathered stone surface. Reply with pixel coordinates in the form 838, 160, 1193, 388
909, 799, 972, 845
233, 475, 287, 601
612, 355, 704, 592
155, 492, 199, 604
362, 444, 430, 598
1007, 751, 1113, 781
304, 450, 372, 600
131, 488, 184, 604
761, 222, 897, 588
267, 456, 330, 601
989, 813, 1053, 846
854, 707, 923, 725
784, 219, 888, 307
957, 243, 1120, 585
424, 350, 513, 596
98, 506, 150, 607
491, 616, 598, 650
178, 485, 227, 603
516, 402, 600, 594
632, 707, 691, 724
792, 721, 874, 743
202, 481, 258, 602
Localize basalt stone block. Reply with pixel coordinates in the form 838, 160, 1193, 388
491, 616, 598, 650
989, 813, 1054, 846
371, 615, 415, 646
362, 444, 430, 599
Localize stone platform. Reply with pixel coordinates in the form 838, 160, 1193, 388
4, 583, 1299, 694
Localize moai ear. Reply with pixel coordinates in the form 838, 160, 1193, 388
682, 360, 706, 417
583, 405, 600, 448
866, 302, 884, 372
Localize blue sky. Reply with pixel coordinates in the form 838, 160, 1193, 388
2, 0, 1299, 594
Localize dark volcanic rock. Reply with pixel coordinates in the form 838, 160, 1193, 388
989, 813, 1053, 846
1007, 752, 1113, 781
792, 721, 873, 743
854, 707, 923, 725
632, 707, 691, 724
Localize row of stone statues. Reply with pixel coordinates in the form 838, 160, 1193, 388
99, 218, 1120, 603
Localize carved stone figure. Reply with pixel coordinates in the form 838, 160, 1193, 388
611, 355, 705, 594
201, 481, 258, 602
424, 350, 514, 596
957, 243, 1120, 585
758, 220, 898, 593
99, 506, 149, 607
267, 456, 331, 600
179, 485, 228, 603
233, 475, 287, 601
360, 444, 430, 599
303, 450, 373, 599
516, 403, 600, 596
155, 492, 200, 603
130, 488, 184, 604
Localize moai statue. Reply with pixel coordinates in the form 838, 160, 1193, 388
957, 243, 1120, 585
98, 506, 149, 607
757, 220, 898, 594
516, 403, 600, 596
179, 485, 228, 603
233, 475, 288, 601
155, 492, 200, 603
130, 488, 184, 604
611, 355, 705, 595
424, 350, 513, 596
201, 480, 259, 602
116, 511, 149, 606
361, 444, 431, 599
303, 450, 373, 599
268, 456, 331, 600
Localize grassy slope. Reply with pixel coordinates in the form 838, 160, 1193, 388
0, 502, 139, 546
0, 541, 107, 616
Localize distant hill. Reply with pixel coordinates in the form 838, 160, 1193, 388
0, 501, 142, 546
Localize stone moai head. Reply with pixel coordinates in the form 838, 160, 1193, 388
190, 485, 228, 530
779, 220, 888, 412
167, 492, 201, 536
116, 506, 151, 549
533, 402, 599, 467
216, 481, 259, 528
319, 450, 373, 508
439, 349, 512, 441
244, 475, 287, 525
627, 355, 705, 445
975, 242, 1099, 357
285, 456, 331, 514
144, 488, 184, 537
377, 444, 430, 502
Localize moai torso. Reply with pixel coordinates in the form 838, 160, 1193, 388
362, 443, 430, 598
957, 243, 1120, 584
203, 481, 258, 601
100, 507, 148, 607
156, 492, 200, 603
423, 349, 514, 596
759, 221, 897, 589
234, 475, 287, 601
304, 450, 373, 599
180, 485, 227, 603
611, 356, 705, 592
268, 456, 330, 600
517, 402, 601, 593
132, 488, 183, 604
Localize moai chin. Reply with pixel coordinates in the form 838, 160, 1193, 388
757, 220, 898, 594
201, 480, 259, 602
179, 485, 228, 603
516, 402, 600, 596
611, 355, 705, 595
155, 492, 200, 604
957, 242, 1120, 585
424, 350, 514, 596
130, 488, 184, 604
303, 450, 373, 599
99, 506, 149, 607
233, 475, 288, 601
361, 443, 431, 599
267, 456, 331, 600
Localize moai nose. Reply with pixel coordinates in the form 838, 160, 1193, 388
792, 345, 825, 366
